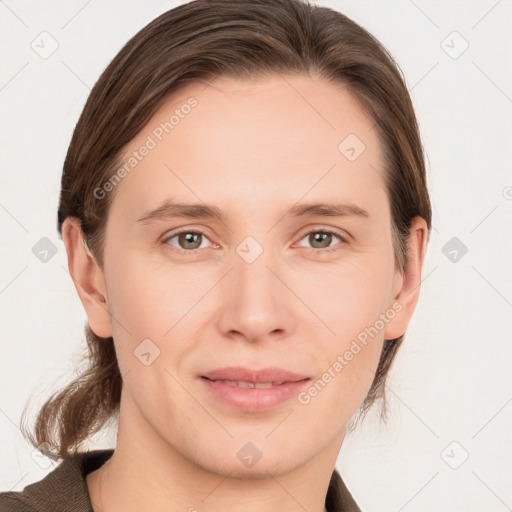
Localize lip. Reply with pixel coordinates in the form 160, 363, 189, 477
200, 366, 311, 412
201, 366, 309, 384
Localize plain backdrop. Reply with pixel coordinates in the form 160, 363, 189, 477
1, 1, 511, 511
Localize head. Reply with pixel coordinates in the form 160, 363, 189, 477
22, 0, 431, 466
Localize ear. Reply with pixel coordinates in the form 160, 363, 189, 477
384, 216, 429, 340
61, 217, 113, 338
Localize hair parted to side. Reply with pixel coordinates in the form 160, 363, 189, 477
21, 0, 431, 460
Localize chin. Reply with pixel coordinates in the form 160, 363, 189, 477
205, 456, 299, 480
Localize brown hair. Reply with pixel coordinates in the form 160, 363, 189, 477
21, 0, 431, 460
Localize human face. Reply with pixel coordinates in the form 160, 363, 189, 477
98, 74, 404, 477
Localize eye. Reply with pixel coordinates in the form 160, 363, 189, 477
296, 229, 347, 253
162, 228, 347, 256
163, 230, 213, 253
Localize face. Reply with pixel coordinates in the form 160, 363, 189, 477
84, 74, 408, 477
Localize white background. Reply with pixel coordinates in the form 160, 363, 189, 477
1, 1, 511, 510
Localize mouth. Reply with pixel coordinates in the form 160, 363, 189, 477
200, 375, 311, 412
200, 365, 310, 384
201, 376, 309, 389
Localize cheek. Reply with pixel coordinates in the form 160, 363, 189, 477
106, 255, 205, 331
296, 312, 384, 427
300, 256, 394, 339
299, 259, 391, 407
104, 264, 198, 401
105, 258, 221, 374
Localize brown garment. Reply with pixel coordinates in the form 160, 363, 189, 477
0, 449, 361, 511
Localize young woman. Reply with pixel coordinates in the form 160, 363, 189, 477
0, 1, 431, 511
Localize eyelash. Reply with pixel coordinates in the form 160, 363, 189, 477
162, 228, 348, 256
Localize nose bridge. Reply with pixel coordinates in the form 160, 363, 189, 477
234, 233, 279, 304
217, 233, 293, 341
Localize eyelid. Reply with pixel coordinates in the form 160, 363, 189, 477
162, 225, 213, 240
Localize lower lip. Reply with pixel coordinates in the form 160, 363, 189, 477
201, 377, 310, 412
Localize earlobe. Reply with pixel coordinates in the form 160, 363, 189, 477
61, 217, 112, 338
384, 216, 429, 341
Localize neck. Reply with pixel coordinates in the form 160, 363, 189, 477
86, 390, 343, 512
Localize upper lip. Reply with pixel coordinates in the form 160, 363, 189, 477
201, 366, 310, 383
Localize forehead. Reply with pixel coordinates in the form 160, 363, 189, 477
108, 74, 387, 223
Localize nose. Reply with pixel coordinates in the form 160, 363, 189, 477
216, 242, 295, 343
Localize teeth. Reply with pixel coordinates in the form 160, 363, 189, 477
213, 380, 285, 388
237, 381, 256, 389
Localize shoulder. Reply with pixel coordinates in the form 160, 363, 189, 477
0, 493, 37, 512
0, 449, 114, 512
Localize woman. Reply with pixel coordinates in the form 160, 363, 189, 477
0, 0, 431, 510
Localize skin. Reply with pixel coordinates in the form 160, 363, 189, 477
62, 74, 428, 512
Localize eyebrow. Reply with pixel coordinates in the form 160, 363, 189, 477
136, 199, 370, 224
